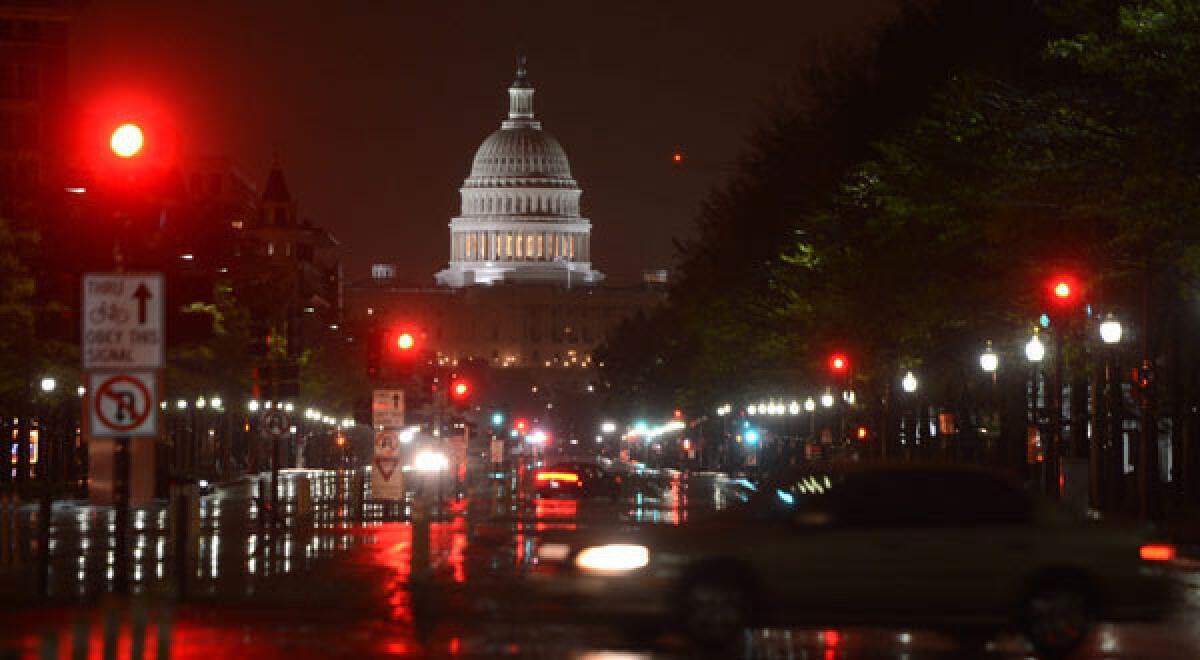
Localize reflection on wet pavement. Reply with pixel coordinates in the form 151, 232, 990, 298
2, 468, 1199, 658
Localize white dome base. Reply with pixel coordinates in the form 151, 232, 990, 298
435, 261, 604, 288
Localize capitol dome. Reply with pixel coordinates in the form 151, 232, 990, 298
468, 128, 573, 181
436, 57, 604, 288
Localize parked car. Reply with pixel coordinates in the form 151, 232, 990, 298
531, 463, 1176, 656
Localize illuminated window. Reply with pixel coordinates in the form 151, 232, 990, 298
515, 233, 523, 258
506, 233, 513, 258
526, 234, 534, 258
537, 234, 544, 257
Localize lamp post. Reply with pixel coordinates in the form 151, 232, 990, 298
1098, 316, 1123, 510
1025, 331, 1046, 492
980, 342, 999, 464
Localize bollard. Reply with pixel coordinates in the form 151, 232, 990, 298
39, 629, 57, 660
37, 489, 51, 598
71, 616, 88, 660
295, 475, 313, 518
130, 599, 147, 660
102, 603, 119, 660
1, 493, 10, 568
156, 603, 173, 660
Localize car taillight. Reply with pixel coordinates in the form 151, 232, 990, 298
536, 471, 580, 483
1139, 543, 1176, 562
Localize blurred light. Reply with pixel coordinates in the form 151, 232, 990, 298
820, 393, 834, 408
829, 353, 849, 373
491, 412, 505, 426
248, 400, 260, 412
396, 332, 414, 350
1100, 317, 1123, 345
1139, 543, 1176, 562
195, 396, 206, 409
601, 421, 616, 434
176, 399, 187, 410
575, 544, 649, 573
804, 397, 816, 412
413, 450, 449, 472
901, 371, 918, 393
77, 385, 86, 397
1025, 334, 1045, 363
211, 396, 223, 409
110, 123, 144, 158
744, 429, 759, 445
980, 342, 999, 373
39, 377, 56, 393
180, 253, 194, 261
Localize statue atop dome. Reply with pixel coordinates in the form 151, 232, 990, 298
512, 54, 529, 88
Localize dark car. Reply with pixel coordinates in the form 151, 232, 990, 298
531, 463, 1176, 656
532, 460, 622, 500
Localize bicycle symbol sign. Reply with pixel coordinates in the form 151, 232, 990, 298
82, 273, 164, 370
90, 372, 157, 437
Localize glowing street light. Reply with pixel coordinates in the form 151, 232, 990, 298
1100, 316, 1123, 345
39, 377, 57, 393
901, 371, 918, 394
803, 397, 816, 412
980, 341, 999, 373
1025, 333, 1045, 363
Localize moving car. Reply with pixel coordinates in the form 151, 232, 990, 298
531, 463, 1175, 656
532, 459, 622, 500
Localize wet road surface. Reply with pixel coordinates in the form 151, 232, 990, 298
2, 467, 1198, 658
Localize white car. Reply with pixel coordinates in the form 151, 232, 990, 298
532, 463, 1177, 656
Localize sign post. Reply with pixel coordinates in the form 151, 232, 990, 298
82, 272, 164, 594
262, 410, 290, 524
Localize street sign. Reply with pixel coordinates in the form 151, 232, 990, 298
372, 389, 405, 428
371, 430, 404, 499
89, 371, 158, 437
82, 273, 164, 370
262, 410, 290, 438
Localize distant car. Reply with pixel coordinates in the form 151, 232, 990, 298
532, 463, 1176, 656
532, 460, 622, 500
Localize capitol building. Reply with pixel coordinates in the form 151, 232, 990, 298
435, 57, 604, 288
348, 57, 662, 414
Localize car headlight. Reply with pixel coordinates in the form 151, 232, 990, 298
413, 450, 449, 472
536, 542, 571, 562
574, 544, 650, 573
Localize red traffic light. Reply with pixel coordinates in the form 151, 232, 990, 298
395, 332, 414, 351
450, 379, 471, 400
514, 418, 529, 434
110, 123, 144, 158
829, 353, 849, 373
1048, 275, 1080, 304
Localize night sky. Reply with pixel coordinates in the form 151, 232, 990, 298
69, 1, 895, 284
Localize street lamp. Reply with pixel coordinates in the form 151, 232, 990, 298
1025, 333, 1045, 363
1098, 315, 1123, 510
901, 371, 918, 394
820, 392, 834, 408
980, 342, 999, 374
1100, 316, 1123, 345
40, 377, 57, 393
